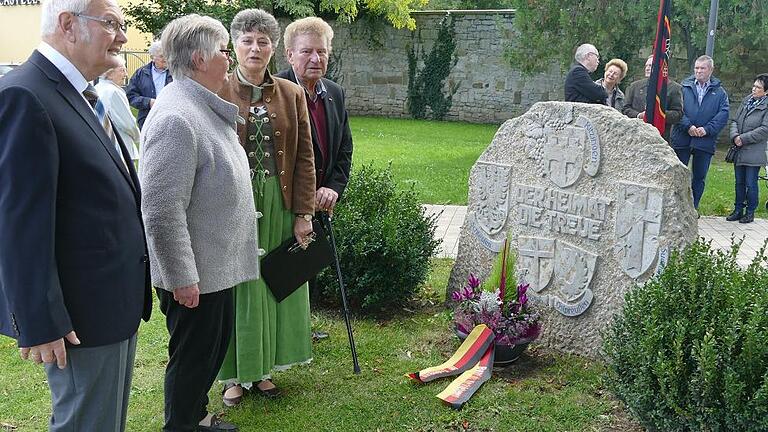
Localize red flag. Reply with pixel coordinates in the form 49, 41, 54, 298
646, 0, 672, 136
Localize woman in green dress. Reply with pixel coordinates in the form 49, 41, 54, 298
217, 8, 316, 404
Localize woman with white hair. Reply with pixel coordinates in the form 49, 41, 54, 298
95, 57, 140, 165
140, 13, 259, 432
216, 8, 315, 405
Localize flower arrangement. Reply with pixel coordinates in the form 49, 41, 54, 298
451, 239, 541, 346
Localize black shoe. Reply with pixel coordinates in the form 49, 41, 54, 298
312, 330, 329, 341
726, 210, 744, 221
739, 213, 754, 224
255, 380, 281, 399
198, 414, 238, 431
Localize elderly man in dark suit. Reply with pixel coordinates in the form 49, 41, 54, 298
277, 16, 353, 339
564, 43, 608, 104
0, 0, 151, 430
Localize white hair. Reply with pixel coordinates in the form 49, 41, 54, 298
696, 55, 714, 69
161, 14, 229, 79
148, 40, 163, 57
40, 0, 91, 37
574, 44, 597, 62
100, 56, 126, 79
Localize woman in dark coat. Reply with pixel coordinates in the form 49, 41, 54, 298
727, 74, 768, 224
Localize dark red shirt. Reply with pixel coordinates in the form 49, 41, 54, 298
306, 94, 328, 186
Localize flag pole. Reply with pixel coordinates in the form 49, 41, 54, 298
705, 0, 719, 57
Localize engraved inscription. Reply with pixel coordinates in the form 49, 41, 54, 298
518, 237, 555, 293
474, 162, 511, 236
512, 184, 612, 241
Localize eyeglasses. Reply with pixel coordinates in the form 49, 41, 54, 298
219, 49, 232, 58
588, 52, 600, 60
73, 13, 127, 33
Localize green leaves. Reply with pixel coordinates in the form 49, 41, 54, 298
604, 239, 768, 431
317, 163, 440, 313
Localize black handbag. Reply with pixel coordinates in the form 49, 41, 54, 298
261, 218, 334, 302
725, 145, 739, 163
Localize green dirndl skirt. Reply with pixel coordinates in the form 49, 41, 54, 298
217, 176, 312, 384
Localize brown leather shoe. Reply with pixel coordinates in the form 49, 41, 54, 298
255, 380, 281, 398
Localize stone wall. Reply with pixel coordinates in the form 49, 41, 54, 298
276, 11, 565, 124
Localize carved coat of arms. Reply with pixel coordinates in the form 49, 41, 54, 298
524, 108, 601, 189
518, 237, 596, 316
614, 182, 663, 278
468, 162, 512, 252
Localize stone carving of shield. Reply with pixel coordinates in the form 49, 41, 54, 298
543, 126, 584, 188
517, 237, 555, 293
614, 182, 663, 279
473, 162, 512, 236
554, 240, 597, 302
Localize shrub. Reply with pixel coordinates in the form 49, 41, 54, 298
317, 163, 440, 314
603, 239, 768, 432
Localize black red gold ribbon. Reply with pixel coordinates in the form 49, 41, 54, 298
407, 324, 496, 409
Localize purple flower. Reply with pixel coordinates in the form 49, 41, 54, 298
519, 294, 528, 306
451, 290, 462, 302
518, 283, 529, 296
467, 273, 481, 289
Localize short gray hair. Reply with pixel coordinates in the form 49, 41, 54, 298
284, 17, 334, 53
148, 40, 163, 57
161, 14, 229, 79
100, 56, 126, 79
40, 0, 90, 37
695, 55, 714, 69
230, 9, 280, 48
574, 43, 597, 63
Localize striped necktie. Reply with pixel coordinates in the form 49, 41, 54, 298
82, 84, 129, 171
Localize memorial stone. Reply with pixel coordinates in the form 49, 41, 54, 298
448, 102, 698, 358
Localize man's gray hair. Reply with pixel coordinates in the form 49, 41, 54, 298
161, 14, 229, 79
40, 0, 90, 37
100, 56, 126, 79
148, 40, 163, 57
574, 44, 597, 63
230, 9, 280, 48
696, 55, 714, 68
284, 17, 334, 53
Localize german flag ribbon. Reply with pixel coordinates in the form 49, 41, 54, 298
406, 324, 496, 409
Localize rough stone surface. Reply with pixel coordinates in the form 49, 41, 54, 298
447, 101, 698, 358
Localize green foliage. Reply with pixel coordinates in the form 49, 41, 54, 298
505, 0, 768, 77
481, 235, 517, 305
603, 239, 768, 431
407, 14, 459, 120
124, 0, 427, 37
317, 163, 440, 313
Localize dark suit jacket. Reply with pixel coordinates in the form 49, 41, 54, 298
276, 68, 353, 199
125, 62, 173, 129
0, 50, 151, 348
564, 63, 608, 104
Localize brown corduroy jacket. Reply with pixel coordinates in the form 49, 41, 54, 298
218, 70, 315, 215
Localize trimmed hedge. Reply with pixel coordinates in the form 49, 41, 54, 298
318, 163, 440, 314
603, 240, 768, 431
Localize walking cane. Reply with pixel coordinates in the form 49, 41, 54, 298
319, 211, 361, 374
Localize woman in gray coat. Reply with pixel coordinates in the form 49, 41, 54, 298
727, 74, 768, 224
140, 14, 259, 431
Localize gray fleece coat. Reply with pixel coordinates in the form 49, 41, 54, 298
140, 77, 260, 294
730, 95, 768, 167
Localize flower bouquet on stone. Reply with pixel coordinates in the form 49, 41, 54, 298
452, 238, 541, 348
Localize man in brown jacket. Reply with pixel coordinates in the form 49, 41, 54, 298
623, 55, 683, 143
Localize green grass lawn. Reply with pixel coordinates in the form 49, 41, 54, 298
350, 117, 498, 205
0, 259, 640, 431
350, 117, 766, 217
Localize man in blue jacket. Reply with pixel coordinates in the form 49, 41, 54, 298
671, 55, 729, 210
125, 40, 172, 129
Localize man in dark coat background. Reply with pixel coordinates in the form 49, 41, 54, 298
564, 43, 608, 104
0, 0, 151, 430
623, 55, 684, 144
277, 16, 353, 340
125, 40, 173, 129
